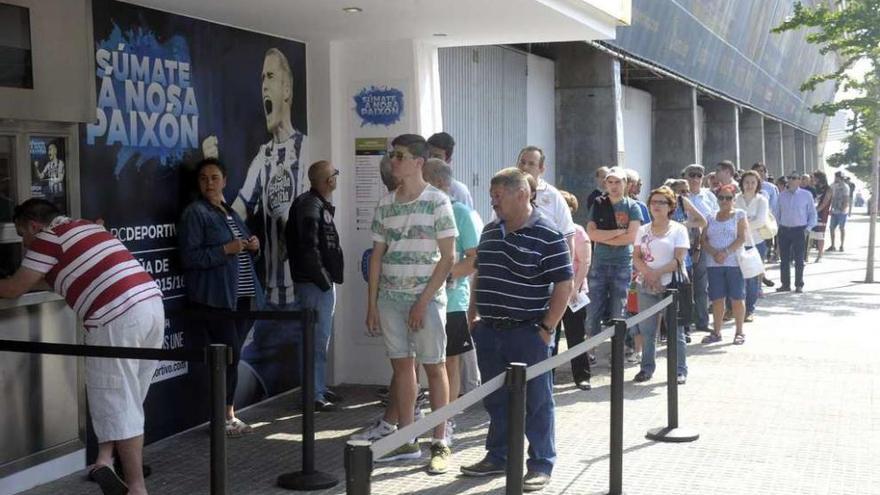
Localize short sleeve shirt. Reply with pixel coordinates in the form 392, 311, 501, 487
534, 180, 576, 237
591, 197, 644, 265
636, 222, 690, 286
705, 209, 746, 268
447, 201, 483, 312
831, 182, 850, 213
371, 185, 458, 303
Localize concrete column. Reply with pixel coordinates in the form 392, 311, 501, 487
794, 130, 806, 174
555, 42, 622, 223
647, 80, 698, 183
701, 100, 740, 169
782, 124, 796, 175
739, 109, 765, 169
805, 134, 815, 172
809, 134, 819, 172
764, 119, 784, 178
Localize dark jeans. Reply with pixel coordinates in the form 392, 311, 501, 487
745, 242, 767, 314
195, 297, 254, 406
778, 226, 807, 289
473, 321, 556, 475
561, 306, 591, 382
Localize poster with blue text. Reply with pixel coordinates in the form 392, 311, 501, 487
81, 0, 308, 443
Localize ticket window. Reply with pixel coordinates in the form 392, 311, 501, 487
0, 124, 79, 282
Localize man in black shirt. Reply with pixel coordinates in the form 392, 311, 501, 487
287, 160, 344, 411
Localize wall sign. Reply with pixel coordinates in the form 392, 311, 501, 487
353, 86, 404, 127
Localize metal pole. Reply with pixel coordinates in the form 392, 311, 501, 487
208, 344, 228, 495
278, 309, 339, 490
344, 441, 373, 495
646, 292, 699, 443
608, 320, 626, 495
505, 363, 527, 495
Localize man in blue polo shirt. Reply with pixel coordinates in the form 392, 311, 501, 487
461, 167, 573, 492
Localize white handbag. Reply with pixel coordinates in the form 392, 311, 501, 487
737, 230, 765, 279
758, 211, 779, 240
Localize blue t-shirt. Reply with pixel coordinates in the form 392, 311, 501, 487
591, 197, 644, 265
447, 201, 482, 313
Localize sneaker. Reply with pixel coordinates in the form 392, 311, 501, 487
523, 471, 551, 492
314, 399, 338, 412
225, 418, 253, 437
776, 286, 791, 293
633, 371, 652, 383
701, 333, 722, 344
744, 314, 754, 323
575, 379, 591, 391
427, 442, 452, 474
376, 440, 421, 462
677, 374, 687, 385
626, 352, 641, 364
795, 287, 804, 293
350, 418, 397, 442
461, 456, 505, 477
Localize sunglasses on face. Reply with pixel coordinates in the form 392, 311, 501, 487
688, 173, 703, 178
717, 195, 734, 201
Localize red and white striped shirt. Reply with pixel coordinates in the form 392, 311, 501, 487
21, 217, 162, 328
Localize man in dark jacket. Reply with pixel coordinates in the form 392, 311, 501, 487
287, 160, 344, 411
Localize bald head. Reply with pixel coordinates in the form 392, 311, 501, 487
307, 160, 338, 196
423, 158, 453, 193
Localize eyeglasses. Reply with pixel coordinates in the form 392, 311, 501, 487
388, 151, 414, 161
717, 195, 734, 201
330, 169, 340, 177
688, 173, 703, 178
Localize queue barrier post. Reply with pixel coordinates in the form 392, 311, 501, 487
344, 441, 373, 495
608, 319, 627, 495
505, 363, 527, 495
646, 290, 699, 443
278, 309, 340, 490
208, 344, 229, 495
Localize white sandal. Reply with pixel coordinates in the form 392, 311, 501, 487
225, 417, 253, 437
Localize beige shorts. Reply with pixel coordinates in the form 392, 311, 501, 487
84, 297, 164, 442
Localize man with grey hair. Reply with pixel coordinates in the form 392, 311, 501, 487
625, 169, 649, 226
423, 158, 483, 444
462, 167, 572, 491
682, 163, 719, 331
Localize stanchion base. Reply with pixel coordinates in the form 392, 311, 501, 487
645, 426, 700, 443
277, 471, 339, 491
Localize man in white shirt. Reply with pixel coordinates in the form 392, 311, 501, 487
515, 146, 576, 252
682, 164, 719, 332
427, 132, 473, 209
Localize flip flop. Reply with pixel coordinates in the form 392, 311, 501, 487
89, 465, 128, 495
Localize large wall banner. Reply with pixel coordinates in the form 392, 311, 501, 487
81, 0, 308, 441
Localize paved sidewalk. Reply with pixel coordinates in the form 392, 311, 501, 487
22, 217, 880, 495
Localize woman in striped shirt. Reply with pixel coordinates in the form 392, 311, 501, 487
179, 158, 262, 437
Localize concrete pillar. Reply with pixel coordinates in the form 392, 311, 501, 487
701, 100, 740, 169
555, 42, 622, 223
764, 119, 784, 178
647, 80, 698, 183
794, 130, 806, 174
809, 134, 819, 171
805, 134, 815, 172
782, 124, 796, 175
739, 109, 765, 169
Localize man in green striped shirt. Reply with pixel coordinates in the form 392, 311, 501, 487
365, 134, 457, 473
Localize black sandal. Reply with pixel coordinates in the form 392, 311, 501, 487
89, 465, 128, 495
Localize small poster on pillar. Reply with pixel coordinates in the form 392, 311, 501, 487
80, 0, 308, 442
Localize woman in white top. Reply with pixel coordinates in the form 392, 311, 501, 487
632, 186, 690, 384
734, 171, 769, 322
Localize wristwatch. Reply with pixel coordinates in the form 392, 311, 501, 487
538, 322, 555, 335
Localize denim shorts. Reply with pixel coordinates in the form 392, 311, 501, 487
707, 266, 746, 301
378, 297, 447, 364
830, 212, 847, 229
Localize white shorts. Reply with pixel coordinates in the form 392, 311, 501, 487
84, 297, 164, 443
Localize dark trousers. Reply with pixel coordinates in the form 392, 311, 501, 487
195, 298, 253, 406
561, 306, 591, 382
473, 321, 556, 475
778, 225, 807, 289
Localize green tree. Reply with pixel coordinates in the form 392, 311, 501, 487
826, 128, 874, 182
774, 0, 880, 282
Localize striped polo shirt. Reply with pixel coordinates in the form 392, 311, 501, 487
21, 217, 162, 328
474, 209, 573, 323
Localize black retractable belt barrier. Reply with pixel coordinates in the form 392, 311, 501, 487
646, 290, 700, 443
505, 363, 528, 495
344, 441, 373, 495
208, 344, 230, 495
608, 320, 627, 495
277, 308, 339, 490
